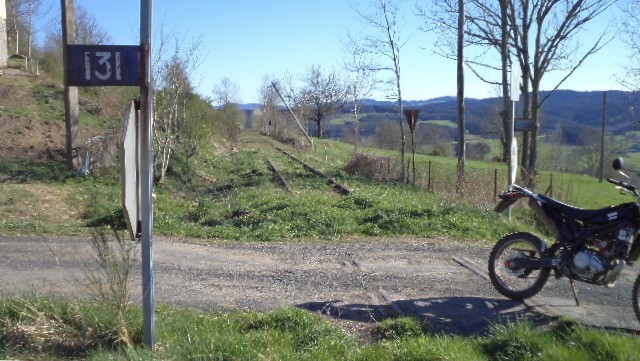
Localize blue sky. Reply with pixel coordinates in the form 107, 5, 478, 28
43, 0, 630, 103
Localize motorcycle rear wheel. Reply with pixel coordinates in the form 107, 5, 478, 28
488, 232, 551, 300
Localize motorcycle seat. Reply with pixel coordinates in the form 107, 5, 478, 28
537, 194, 631, 224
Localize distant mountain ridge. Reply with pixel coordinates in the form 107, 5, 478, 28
241, 90, 640, 138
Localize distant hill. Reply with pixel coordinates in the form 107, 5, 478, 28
242, 90, 640, 141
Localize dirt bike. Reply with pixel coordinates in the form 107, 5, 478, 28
489, 158, 640, 321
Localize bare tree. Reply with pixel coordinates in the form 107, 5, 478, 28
345, 35, 376, 151
420, 0, 512, 167
212, 77, 240, 106
5, 0, 24, 54
509, 0, 615, 184
302, 65, 347, 139
619, 1, 640, 89
43, 3, 111, 60
4, 0, 47, 57
355, 0, 409, 182
422, 0, 615, 185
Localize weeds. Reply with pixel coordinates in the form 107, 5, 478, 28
0, 296, 137, 359
84, 228, 138, 348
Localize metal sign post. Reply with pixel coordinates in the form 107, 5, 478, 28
139, 0, 154, 348
62, 0, 155, 348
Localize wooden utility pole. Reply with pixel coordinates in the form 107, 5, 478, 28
599, 91, 607, 182
456, 0, 465, 194
61, 0, 79, 170
270, 81, 313, 146
0, 0, 7, 67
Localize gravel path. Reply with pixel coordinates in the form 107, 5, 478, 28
1, 235, 639, 336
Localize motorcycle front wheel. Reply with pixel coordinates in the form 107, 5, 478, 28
631, 274, 640, 322
488, 232, 551, 300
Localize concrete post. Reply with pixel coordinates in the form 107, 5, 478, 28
61, 0, 80, 170
0, 0, 8, 67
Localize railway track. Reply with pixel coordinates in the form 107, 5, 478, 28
264, 145, 352, 195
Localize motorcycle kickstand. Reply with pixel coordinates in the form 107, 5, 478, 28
569, 278, 580, 306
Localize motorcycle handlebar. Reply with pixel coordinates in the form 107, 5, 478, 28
607, 178, 638, 194
607, 178, 625, 187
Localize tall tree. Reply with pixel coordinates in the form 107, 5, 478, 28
154, 54, 192, 183
355, 0, 409, 182
180, 93, 214, 160
152, 33, 204, 184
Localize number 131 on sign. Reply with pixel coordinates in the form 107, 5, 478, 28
66, 45, 140, 87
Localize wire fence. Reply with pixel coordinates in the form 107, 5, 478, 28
406, 158, 582, 209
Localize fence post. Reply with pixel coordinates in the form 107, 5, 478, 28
544, 173, 554, 197
427, 161, 432, 192
494, 168, 498, 199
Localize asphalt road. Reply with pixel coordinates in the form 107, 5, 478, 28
1, 235, 639, 336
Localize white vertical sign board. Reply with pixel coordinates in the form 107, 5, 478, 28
510, 65, 521, 101
509, 63, 521, 185
121, 100, 139, 241
510, 138, 518, 185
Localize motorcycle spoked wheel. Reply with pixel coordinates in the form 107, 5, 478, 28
632, 274, 640, 323
488, 232, 551, 300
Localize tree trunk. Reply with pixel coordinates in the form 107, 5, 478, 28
527, 79, 541, 186
316, 118, 323, 138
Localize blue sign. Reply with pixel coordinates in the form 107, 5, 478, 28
66, 45, 141, 86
